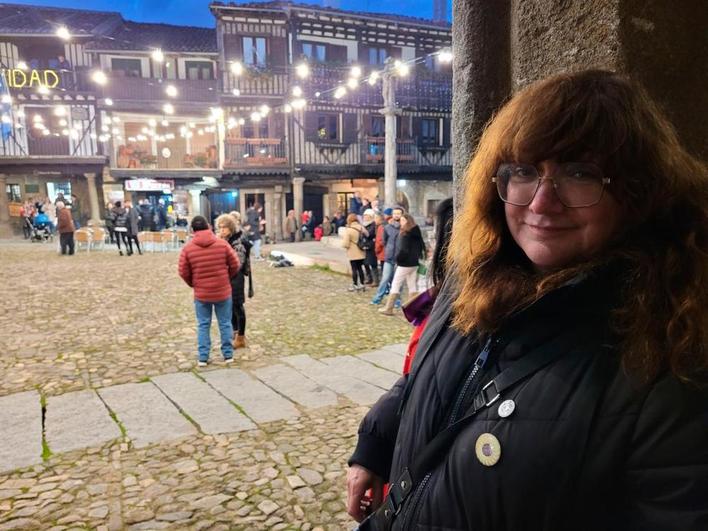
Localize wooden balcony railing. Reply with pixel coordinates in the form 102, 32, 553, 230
99, 76, 218, 103
305, 66, 452, 111
364, 136, 415, 163
114, 144, 218, 170
224, 137, 288, 168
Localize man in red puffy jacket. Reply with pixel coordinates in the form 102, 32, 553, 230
179, 216, 240, 366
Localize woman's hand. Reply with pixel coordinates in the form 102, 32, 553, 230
346, 464, 385, 522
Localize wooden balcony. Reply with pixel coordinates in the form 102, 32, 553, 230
364, 136, 415, 163
224, 137, 288, 168
224, 73, 288, 97
99, 76, 218, 103
305, 65, 452, 111
114, 143, 218, 170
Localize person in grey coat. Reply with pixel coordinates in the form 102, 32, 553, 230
125, 201, 142, 255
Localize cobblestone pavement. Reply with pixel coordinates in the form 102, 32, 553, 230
0, 242, 410, 397
0, 242, 412, 529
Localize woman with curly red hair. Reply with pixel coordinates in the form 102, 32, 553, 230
347, 70, 707, 530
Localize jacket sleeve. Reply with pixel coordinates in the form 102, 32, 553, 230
178, 248, 192, 287
623, 375, 708, 529
348, 375, 408, 481
227, 245, 240, 278
375, 225, 385, 255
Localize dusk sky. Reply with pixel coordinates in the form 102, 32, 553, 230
8, 0, 452, 28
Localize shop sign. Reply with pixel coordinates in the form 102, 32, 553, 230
1, 69, 60, 89
125, 178, 174, 192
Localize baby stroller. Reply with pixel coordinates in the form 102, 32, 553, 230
30, 213, 54, 243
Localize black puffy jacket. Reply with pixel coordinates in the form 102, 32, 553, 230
395, 225, 425, 267
349, 268, 708, 530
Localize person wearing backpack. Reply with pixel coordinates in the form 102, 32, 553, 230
342, 213, 368, 292
217, 214, 253, 350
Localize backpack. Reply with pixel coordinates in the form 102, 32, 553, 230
357, 227, 372, 251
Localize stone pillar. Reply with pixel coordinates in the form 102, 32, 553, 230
0, 174, 12, 238
272, 185, 284, 241
189, 189, 202, 216
381, 60, 398, 209
292, 177, 305, 218
451, 0, 511, 209
322, 193, 331, 218
84, 172, 101, 225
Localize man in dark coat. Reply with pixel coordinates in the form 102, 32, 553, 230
139, 200, 153, 231
125, 201, 142, 255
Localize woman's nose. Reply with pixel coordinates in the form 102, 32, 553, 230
528, 178, 564, 213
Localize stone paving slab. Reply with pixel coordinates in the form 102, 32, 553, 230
281, 355, 386, 406
202, 368, 301, 423
380, 343, 408, 356
152, 372, 255, 434
0, 391, 42, 473
253, 364, 338, 409
320, 355, 400, 391
98, 382, 197, 448
357, 349, 406, 373
46, 390, 122, 454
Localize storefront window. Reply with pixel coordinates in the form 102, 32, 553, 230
46, 182, 71, 202
6, 184, 21, 202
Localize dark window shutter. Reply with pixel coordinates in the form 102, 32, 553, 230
363, 114, 373, 136
293, 40, 303, 60
223, 34, 243, 62
359, 44, 369, 64
328, 44, 347, 63
412, 117, 422, 145
305, 111, 319, 141
343, 113, 358, 144
273, 114, 285, 138
270, 37, 287, 67
397, 116, 410, 139
442, 117, 451, 146
389, 46, 402, 59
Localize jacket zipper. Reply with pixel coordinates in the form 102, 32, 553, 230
398, 336, 495, 529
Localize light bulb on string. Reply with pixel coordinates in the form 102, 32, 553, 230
56, 26, 70, 40
148, 118, 157, 127
259, 104, 270, 117
37, 86, 50, 95
347, 77, 358, 90
152, 49, 164, 62
59, 119, 68, 127
292, 86, 303, 97
161, 119, 169, 127
437, 49, 453, 63
368, 71, 379, 85
162, 103, 174, 115
334, 86, 347, 99
53, 106, 66, 117
1, 94, 12, 104
105, 98, 114, 106
350, 65, 362, 78
91, 70, 108, 85
295, 63, 310, 79
16, 61, 28, 71
250, 112, 261, 122
291, 98, 306, 110
165, 85, 178, 98
283, 104, 292, 113
230, 62, 243, 76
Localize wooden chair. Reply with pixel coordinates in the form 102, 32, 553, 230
75, 229, 92, 252
90, 227, 106, 251
175, 228, 188, 246
160, 231, 175, 252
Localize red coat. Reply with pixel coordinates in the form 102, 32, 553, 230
178, 230, 240, 302
374, 223, 386, 262
56, 208, 75, 234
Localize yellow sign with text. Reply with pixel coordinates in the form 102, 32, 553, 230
1, 69, 60, 89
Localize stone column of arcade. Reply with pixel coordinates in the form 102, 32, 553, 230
292, 177, 305, 219
0, 174, 12, 238
84, 172, 101, 225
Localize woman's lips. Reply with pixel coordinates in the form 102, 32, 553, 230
525, 223, 574, 235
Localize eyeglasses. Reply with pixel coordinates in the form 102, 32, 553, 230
493, 162, 611, 208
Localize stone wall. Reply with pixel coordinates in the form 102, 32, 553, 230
452, 0, 707, 200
